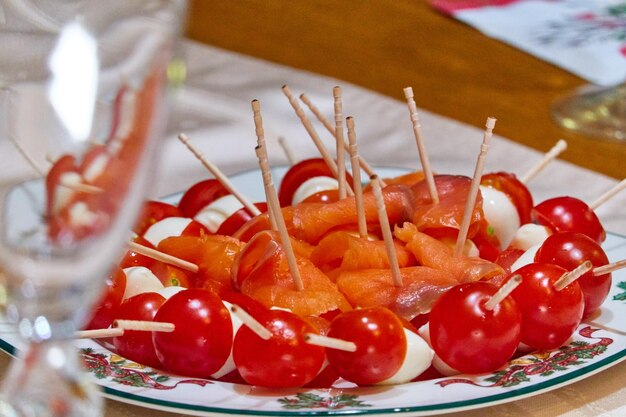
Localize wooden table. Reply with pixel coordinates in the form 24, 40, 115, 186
185, 0, 626, 179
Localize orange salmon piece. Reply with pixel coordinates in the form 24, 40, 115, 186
240, 253, 352, 317
310, 231, 415, 274
336, 266, 457, 320
395, 222, 503, 282
158, 235, 244, 293
292, 184, 414, 244
411, 175, 484, 237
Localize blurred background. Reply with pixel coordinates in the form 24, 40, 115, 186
184, 0, 626, 179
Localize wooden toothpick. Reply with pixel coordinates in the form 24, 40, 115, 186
520, 139, 567, 184
127, 241, 199, 273
282, 85, 339, 178
485, 274, 522, 311
113, 320, 175, 333
75, 328, 125, 339
177, 133, 261, 216
254, 144, 304, 291
346, 117, 368, 239
371, 175, 403, 287
277, 136, 297, 165
403, 87, 438, 204
454, 117, 496, 257
230, 305, 271, 340
299, 92, 383, 185
251, 100, 278, 231
304, 333, 357, 352
590, 178, 626, 210
554, 261, 593, 291
333, 86, 349, 199
593, 259, 626, 276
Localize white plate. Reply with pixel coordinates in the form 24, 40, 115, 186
2, 167, 626, 417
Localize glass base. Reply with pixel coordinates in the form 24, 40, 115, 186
0, 341, 102, 417
551, 84, 626, 141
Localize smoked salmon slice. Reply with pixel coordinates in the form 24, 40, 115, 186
291, 184, 415, 244
157, 234, 244, 293
336, 266, 457, 320
394, 222, 503, 282
310, 230, 415, 275
233, 231, 352, 317
411, 175, 484, 237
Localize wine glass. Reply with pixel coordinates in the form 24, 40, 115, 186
551, 83, 626, 141
0, 1, 186, 416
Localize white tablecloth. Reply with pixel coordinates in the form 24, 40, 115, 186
158, 41, 625, 237
149, 40, 626, 416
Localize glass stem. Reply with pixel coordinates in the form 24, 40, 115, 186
0, 339, 102, 417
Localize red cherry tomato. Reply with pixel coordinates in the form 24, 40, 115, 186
177, 179, 230, 218
119, 235, 156, 269
507, 263, 584, 350
472, 218, 502, 261
481, 172, 534, 224
535, 232, 610, 318
150, 262, 192, 288
278, 158, 352, 206
494, 248, 525, 275
232, 309, 325, 387
152, 289, 233, 378
429, 281, 522, 374
143, 217, 210, 247
230, 230, 282, 291
302, 189, 340, 204
532, 196, 605, 243
112, 292, 166, 369
84, 266, 127, 330
134, 201, 182, 235
216, 202, 268, 236
220, 292, 267, 319
326, 307, 406, 385
231, 212, 272, 242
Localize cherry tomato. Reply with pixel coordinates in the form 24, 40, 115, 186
278, 158, 352, 206
134, 200, 182, 235
230, 230, 282, 291
143, 217, 210, 247
158, 235, 243, 293
494, 248, 525, 275
507, 262, 584, 350
177, 179, 230, 218
532, 196, 605, 243
84, 266, 127, 330
429, 281, 521, 374
326, 307, 406, 385
232, 309, 325, 387
220, 292, 267, 319
471, 218, 502, 261
216, 202, 268, 236
119, 235, 156, 269
231, 212, 272, 242
302, 189, 340, 204
153, 289, 233, 378
112, 292, 166, 369
481, 172, 533, 224
150, 262, 192, 288
535, 232, 610, 317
